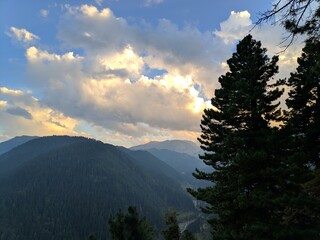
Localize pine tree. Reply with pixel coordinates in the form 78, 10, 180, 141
162, 211, 180, 240
162, 211, 197, 240
286, 38, 320, 167
88, 235, 97, 240
108, 206, 154, 240
188, 34, 311, 239
180, 230, 197, 240
284, 39, 320, 238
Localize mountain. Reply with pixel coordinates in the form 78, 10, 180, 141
0, 135, 88, 177
145, 148, 205, 175
0, 136, 195, 240
131, 140, 202, 157
0, 135, 38, 155
140, 148, 210, 188
118, 147, 185, 184
131, 140, 210, 187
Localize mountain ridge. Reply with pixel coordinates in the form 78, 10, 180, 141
0, 135, 38, 156
131, 139, 202, 157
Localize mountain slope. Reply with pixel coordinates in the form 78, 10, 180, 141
146, 148, 205, 174
131, 140, 201, 157
131, 140, 209, 187
0, 135, 38, 156
0, 136, 194, 240
119, 147, 185, 184
144, 148, 210, 188
0, 136, 88, 177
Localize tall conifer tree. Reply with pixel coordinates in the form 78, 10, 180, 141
162, 211, 181, 240
286, 39, 320, 167
284, 39, 320, 237
108, 206, 154, 240
188, 35, 311, 239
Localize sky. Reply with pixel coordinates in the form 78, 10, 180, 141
0, 0, 305, 147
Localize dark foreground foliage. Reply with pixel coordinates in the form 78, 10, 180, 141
189, 35, 320, 240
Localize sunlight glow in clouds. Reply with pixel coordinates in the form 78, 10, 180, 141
26, 47, 79, 62
0, 101, 7, 110
0, 87, 83, 142
1, 4, 304, 146
0, 87, 24, 96
8, 27, 40, 43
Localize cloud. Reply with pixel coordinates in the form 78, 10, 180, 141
26, 46, 79, 62
57, 5, 227, 96
58, 5, 214, 64
8, 27, 40, 43
5, 6, 304, 146
94, 45, 144, 79
40, 9, 49, 17
25, 45, 204, 133
214, 10, 305, 80
0, 101, 7, 110
215, 11, 252, 44
0, 87, 24, 96
24, 5, 218, 139
6, 106, 33, 120
0, 87, 82, 141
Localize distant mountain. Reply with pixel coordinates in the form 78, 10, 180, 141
0, 135, 38, 155
146, 148, 205, 174
131, 140, 202, 157
0, 136, 195, 240
138, 148, 211, 188
118, 147, 186, 184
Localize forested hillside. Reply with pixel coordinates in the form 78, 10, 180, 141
0, 136, 195, 240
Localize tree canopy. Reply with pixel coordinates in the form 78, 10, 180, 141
108, 206, 154, 240
189, 34, 319, 239
257, 0, 320, 44
286, 38, 320, 167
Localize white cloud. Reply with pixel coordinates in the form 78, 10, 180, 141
214, 10, 304, 80
25, 45, 204, 133
5, 6, 304, 145
57, 5, 227, 96
26, 6, 216, 138
8, 27, 39, 43
215, 11, 252, 44
0, 87, 84, 141
0, 87, 24, 96
96, 45, 145, 79
26, 46, 79, 62
40, 9, 49, 17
